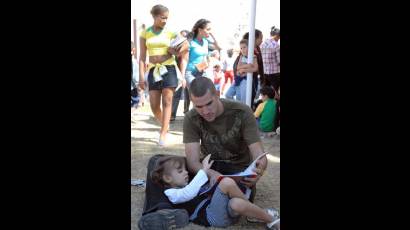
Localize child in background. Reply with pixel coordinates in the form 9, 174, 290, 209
221, 49, 235, 95
213, 64, 224, 96
225, 39, 258, 103
206, 50, 221, 81
151, 154, 280, 229
254, 86, 277, 137
235, 39, 259, 104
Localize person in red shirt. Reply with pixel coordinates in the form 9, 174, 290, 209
213, 64, 224, 96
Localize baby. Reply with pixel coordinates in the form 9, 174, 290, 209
151, 154, 280, 229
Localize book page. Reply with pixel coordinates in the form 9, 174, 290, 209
217, 152, 268, 181
242, 152, 268, 175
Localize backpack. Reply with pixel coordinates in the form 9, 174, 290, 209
138, 154, 190, 230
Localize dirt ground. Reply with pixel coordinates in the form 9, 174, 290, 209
131, 100, 280, 230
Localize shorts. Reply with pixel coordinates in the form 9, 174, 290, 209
206, 186, 240, 227
224, 70, 234, 83
147, 65, 178, 91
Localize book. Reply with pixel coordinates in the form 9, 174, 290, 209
170, 35, 186, 50
216, 152, 268, 183
198, 153, 268, 199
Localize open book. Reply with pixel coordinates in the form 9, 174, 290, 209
199, 153, 268, 199
216, 152, 268, 183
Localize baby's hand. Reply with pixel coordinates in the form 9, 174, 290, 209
202, 154, 214, 172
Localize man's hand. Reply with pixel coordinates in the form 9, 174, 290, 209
240, 154, 267, 188
240, 166, 264, 188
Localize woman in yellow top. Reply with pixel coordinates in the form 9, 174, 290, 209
139, 4, 188, 146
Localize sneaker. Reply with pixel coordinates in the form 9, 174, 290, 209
131, 179, 145, 187
266, 208, 280, 230
138, 209, 189, 230
158, 137, 166, 147
158, 133, 168, 147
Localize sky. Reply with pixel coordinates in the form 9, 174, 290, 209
131, 0, 280, 49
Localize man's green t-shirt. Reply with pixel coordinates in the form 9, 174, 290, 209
183, 99, 261, 172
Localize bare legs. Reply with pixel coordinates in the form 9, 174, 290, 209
149, 90, 162, 123
218, 177, 274, 223
221, 72, 232, 95
148, 87, 175, 144
160, 88, 174, 140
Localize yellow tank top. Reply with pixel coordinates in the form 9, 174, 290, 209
140, 26, 177, 56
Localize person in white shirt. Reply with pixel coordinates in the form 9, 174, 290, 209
151, 154, 280, 229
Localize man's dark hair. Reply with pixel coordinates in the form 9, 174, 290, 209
260, 86, 275, 99
190, 77, 217, 97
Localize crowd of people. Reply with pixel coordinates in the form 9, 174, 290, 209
132, 4, 280, 230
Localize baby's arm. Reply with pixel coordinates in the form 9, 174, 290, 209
164, 155, 214, 204
164, 154, 214, 204
164, 169, 208, 204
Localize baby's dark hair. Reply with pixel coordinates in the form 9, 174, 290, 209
260, 86, 275, 99
151, 156, 186, 188
150, 4, 168, 16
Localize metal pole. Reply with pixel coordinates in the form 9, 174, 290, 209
246, 0, 257, 106
133, 19, 137, 60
